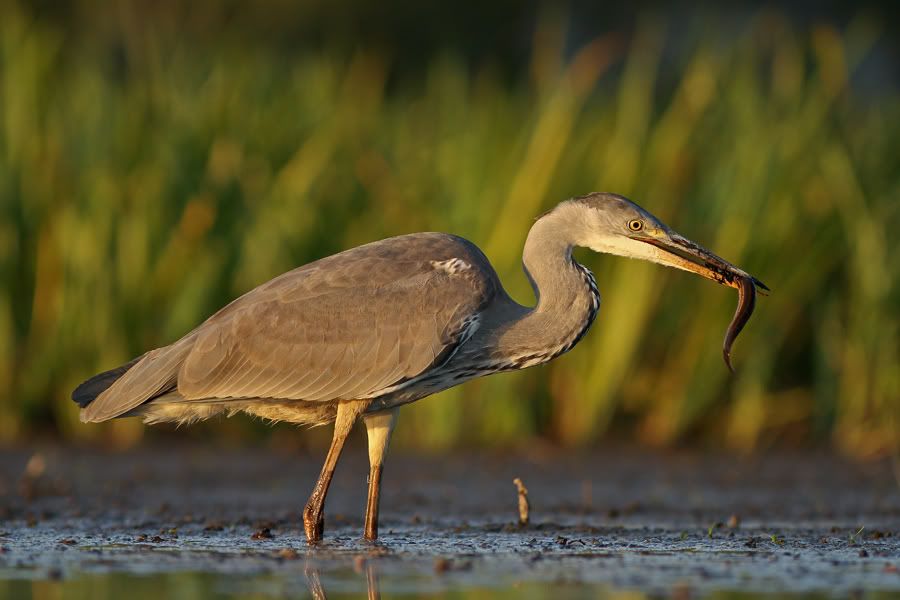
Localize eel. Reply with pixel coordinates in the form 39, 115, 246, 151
722, 275, 758, 373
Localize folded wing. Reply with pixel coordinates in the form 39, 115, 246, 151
80, 234, 496, 421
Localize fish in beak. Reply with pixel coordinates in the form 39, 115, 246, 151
636, 231, 769, 372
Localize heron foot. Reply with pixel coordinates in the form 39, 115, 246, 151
303, 503, 325, 543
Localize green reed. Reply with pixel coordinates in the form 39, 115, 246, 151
0, 4, 896, 455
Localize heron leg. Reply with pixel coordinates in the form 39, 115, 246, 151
363, 408, 398, 541
303, 399, 369, 543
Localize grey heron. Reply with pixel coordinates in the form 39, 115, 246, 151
72, 192, 766, 543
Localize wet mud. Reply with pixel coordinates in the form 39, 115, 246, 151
1, 443, 899, 598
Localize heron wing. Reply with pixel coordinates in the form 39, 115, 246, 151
82, 233, 496, 420
179, 234, 494, 401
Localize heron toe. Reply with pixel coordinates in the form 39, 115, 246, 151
303, 504, 325, 543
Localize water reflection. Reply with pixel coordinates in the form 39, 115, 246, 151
303, 558, 381, 599
0, 562, 854, 600
0, 573, 848, 600
304, 563, 328, 600
364, 560, 381, 600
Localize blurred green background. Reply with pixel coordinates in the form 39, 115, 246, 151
1, 0, 897, 456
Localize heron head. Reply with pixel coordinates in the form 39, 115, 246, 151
565, 192, 768, 292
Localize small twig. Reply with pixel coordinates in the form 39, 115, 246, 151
513, 477, 530, 526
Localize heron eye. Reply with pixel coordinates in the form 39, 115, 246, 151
628, 219, 644, 232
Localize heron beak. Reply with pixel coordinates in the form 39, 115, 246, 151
637, 231, 769, 293
636, 229, 769, 372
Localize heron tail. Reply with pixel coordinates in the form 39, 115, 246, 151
72, 356, 144, 408
77, 339, 194, 423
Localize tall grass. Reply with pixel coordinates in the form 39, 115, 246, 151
1, 3, 897, 455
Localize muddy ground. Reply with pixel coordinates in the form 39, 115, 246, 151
0, 442, 899, 598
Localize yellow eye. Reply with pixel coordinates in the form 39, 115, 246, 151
628, 219, 643, 232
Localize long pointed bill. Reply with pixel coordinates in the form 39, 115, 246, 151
637, 232, 769, 373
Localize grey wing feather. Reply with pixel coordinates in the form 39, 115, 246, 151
81, 340, 194, 422
81, 233, 497, 421
179, 239, 493, 401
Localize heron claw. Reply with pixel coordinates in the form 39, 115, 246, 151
303, 505, 325, 544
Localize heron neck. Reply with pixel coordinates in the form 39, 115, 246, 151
504, 214, 599, 360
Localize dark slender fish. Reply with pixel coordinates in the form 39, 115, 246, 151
722, 276, 757, 373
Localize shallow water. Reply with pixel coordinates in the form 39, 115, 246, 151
1, 444, 899, 598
